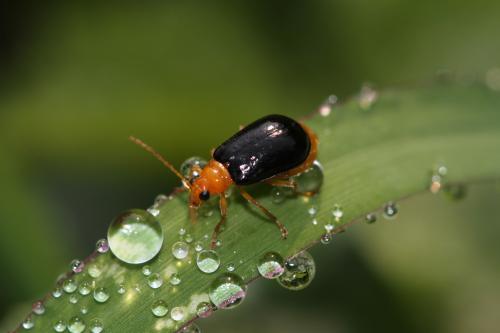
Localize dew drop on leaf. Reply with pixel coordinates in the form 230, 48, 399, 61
63, 279, 77, 293
292, 160, 324, 194
151, 300, 169, 317
196, 250, 220, 274
89, 319, 104, 333
277, 251, 316, 291
209, 273, 247, 309
170, 307, 186, 321
172, 241, 189, 260
93, 287, 110, 303
148, 273, 164, 289
53, 320, 66, 332
68, 317, 85, 333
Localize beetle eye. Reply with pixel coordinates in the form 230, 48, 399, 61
199, 190, 210, 201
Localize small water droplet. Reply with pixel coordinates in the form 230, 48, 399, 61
324, 224, 334, 233
180, 323, 201, 333
196, 250, 220, 274
170, 307, 186, 321
68, 317, 85, 333
22, 317, 34, 330
107, 209, 163, 265
93, 287, 110, 303
318, 94, 337, 117
52, 288, 63, 299
70, 259, 84, 273
292, 160, 324, 194
215, 239, 222, 247
184, 234, 194, 243
443, 183, 467, 201
32, 301, 45, 315
365, 213, 377, 224
89, 319, 104, 333
180, 157, 208, 181
69, 294, 79, 304
331, 204, 343, 222
148, 273, 164, 289
172, 241, 189, 260
307, 206, 317, 216
383, 202, 398, 219
87, 264, 102, 278
196, 302, 213, 318
95, 239, 109, 253
178, 228, 186, 236
142, 265, 152, 276
257, 252, 285, 279
151, 300, 169, 317
117, 284, 126, 294
311, 218, 318, 226
169, 273, 181, 286
53, 320, 66, 332
227, 263, 235, 272
63, 279, 77, 293
80, 306, 88, 315
194, 242, 203, 252
320, 233, 332, 244
277, 251, 316, 291
271, 187, 286, 204
78, 281, 92, 296
358, 83, 378, 110
209, 273, 247, 309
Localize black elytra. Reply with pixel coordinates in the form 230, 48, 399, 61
213, 114, 311, 185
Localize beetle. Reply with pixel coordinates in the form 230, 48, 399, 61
130, 114, 319, 248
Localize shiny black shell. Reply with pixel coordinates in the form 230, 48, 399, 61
213, 114, 311, 185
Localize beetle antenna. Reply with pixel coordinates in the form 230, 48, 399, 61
129, 136, 191, 190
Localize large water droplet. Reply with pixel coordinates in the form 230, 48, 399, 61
172, 241, 189, 260
383, 202, 398, 219
78, 281, 92, 296
180, 323, 201, 333
68, 317, 85, 333
209, 273, 247, 309
196, 250, 220, 274
107, 209, 164, 264
53, 320, 66, 332
147, 273, 164, 289
257, 252, 285, 279
93, 287, 110, 303
32, 301, 45, 315
277, 251, 316, 291
95, 239, 109, 253
180, 157, 208, 181
292, 160, 324, 194
151, 300, 169, 317
63, 279, 77, 293
22, 317, 34, 330
196, 302, 213, 318
89, 319, 104, 333
70, 259, 84, 273
170, 307, 186, 321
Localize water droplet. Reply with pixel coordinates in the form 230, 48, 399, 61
194, 242, 203, 252
70, 259, 84, 273
89, 319, 103, 333
271, 187, 286, 204
169, 273, 181, 286
318, 95, 337, 117
78, 281, 92, 296
196, 250, 220, 274
95, 239, 109, 253
311, 218, 318, 226
443, 183, 467, 201
180, 323, 201, 333
107, 209, 164, 265
383, 202, 398, 219
22, 317, 34, 330
32, 301, 45, 315
196, 302, 213, 318
117, 284, 126, 294
277, 251, 316, 291
257, 252, 285, 279
184, 233, 194, 243
148, 273, 164, 289
52, 288, 63, 298
172, 241, 189, 260
87, 264, 102, 278
151, 300, 169, 317
358, 84, 378, 110
307, 206, 317, 216
69, 295, 79, 304
292, 160, 324, 194
53, 320, 66, 332
209, 273, 247, 309
93, 287, 110, 303
180, 156, 208, 179
178, 228, 186, 236
324, 224, 334, 233
227, 263, 235, 272
170, 307, 186, 321
365, 213, 377, 224
63, 279, 77, 293
142, 265, 152, 276
80, 306, 88, 315
68, 317, 85, 333
320, 233, 332, 244
215, 239, 222, 247
331, 204, 343, 222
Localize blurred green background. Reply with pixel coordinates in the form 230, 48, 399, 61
1, 1, 499, 332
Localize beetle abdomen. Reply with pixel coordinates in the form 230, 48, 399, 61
213, 114, 311, 185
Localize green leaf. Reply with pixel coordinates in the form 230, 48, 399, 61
13, 83, 500, 332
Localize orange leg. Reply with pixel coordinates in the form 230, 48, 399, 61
211, 194, 228, 249
238, 187, 288, 239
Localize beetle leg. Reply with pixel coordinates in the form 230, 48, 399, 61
237, 187, 288, 239
189, 205, 198, 224
211, 194, 228, 249
264, 178, 297, 190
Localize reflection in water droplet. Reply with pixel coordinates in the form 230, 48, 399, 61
170, 307, 186, 321
22, 317, 34, 330
383, 202, 398, 219
93, 287, 110, 303
78, 281, 92, 296
196, 302, 213, 318
196, 250, 220, 274
277, 251, 316, 291
209, 273, 247, 309
63, 279, 77, 293
71, 259, 85, 273
89, 319, 104, 333
169, 273, 181, 286
358, 84, 378, 110
443, 183, 467, 201
95, 239, 109, 253
292, 160, 323, 194
32, 301, 45, 315
151, 300, 169, 317
53, 320, 66, 332
148, 273, 164, 289
68, 317, 85, 333
271, 187, 286, 204
365, 213, 377, 224
172, 241, 189, 260
53, 288, 63, 299
180, 323, 201, 333
107, 209, 163, 265
257, 252, 285, 279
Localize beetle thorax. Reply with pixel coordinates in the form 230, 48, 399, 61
189, 159, 233, 206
